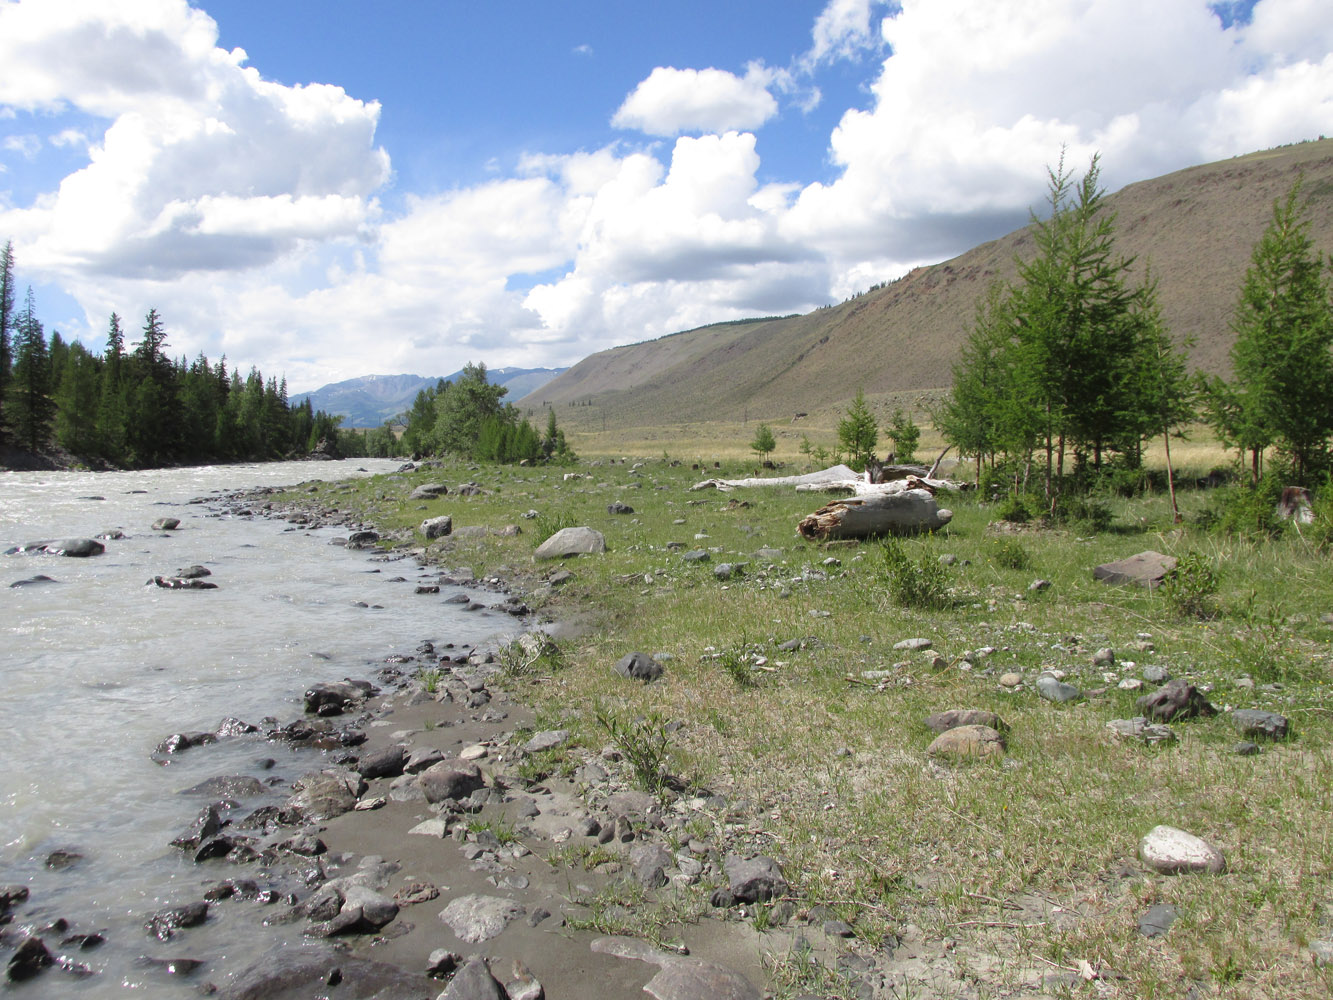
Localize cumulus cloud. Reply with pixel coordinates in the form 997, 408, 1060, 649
0, 0, 387, 279
807, 0, 890, 65
612, 64, 780, 136
4, 0, 1333, 391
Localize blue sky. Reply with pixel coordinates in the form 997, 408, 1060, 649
0, 0, 1326, 392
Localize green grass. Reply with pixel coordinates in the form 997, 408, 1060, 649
279, 455, 1333, 1000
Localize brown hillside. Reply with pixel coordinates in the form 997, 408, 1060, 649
520, 139, 1333, 430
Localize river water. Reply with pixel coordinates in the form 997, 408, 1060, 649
0, 459, 516, 995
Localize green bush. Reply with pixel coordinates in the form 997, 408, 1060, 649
1162, 551, 1220, 619
880, 538, 952, 610
594, 706, 674, 799
1204, 475, 1284, 538
988, 538, 1031, 571
1050, 493, 1114, 532
994, 492, 1037, 523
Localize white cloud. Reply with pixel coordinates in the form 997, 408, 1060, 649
4, 0, 1333, 393
807, 0, 888, 65
0, 0, 388, 278
612, 64, 780, 136
3, 134, 41, 158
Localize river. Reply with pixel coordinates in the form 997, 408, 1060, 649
0, 458, 516, 995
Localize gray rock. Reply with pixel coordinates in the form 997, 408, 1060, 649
681, 549, 710, 563
357, 745, 406, 780
7, 538, 105, 557
152, 518, 181, 531
340, 885, 398, 929
179, 775, 266, 798
6, 936, 52, 981
1092, 647, 1115, 666
724, 855, 788, 903
145, 900, 208, 940
1136, 679, 1215, 722
1141, 664, 1170, 684
1028, 578, 1052, 592
1138, 903, 1177, 938
1139, 825, 1226, 875
215, 942, 435, 1000
629, 842, 672, 888
285, 769, 365, 820
410, 482, 449, 500
1035, 674, 1082, 703
439, 894, 525, 943
421, 515, 453, 539
1105, 717, 1176, 745
346, 530, 379, 549
9, 574, 58, 587
1230, 709, 1289, 740
1093, 550, 1177, 589
533, 526, 605, 560
153, 575, 218, 589
523, 730, 569, 753
1311, 939, 1333, 967
1233, 741, 1261, 756
590, 937, 761, 1000
175, 565, 211, 579
440, 955, 507, 1000
607, 502, 635, 514
419, 760, 484, 803
613, 651, 664, 683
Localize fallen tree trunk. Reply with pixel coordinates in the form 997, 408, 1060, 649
797, 489, 953, 541
689, 464, 859, 492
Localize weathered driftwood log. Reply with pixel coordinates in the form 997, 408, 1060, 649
797, 489, 953, 541
689, 465, 859, 492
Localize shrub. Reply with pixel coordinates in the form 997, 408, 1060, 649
1162, 551, 1220, 619
594, 706, 673, 799
531, 511, 576, 547
1050, 493, 1114, 532
880, 538, 952, 610
995, 492, 1037, 523
1204, 475, 1284, 538
989, 538, 1031, 571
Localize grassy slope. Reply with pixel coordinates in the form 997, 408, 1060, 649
519, 139, 1333, 439
292, 457, 1333, 999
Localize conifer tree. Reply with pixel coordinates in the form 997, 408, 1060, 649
0, 240, 17, 442
837, 388, 878, 470
7, 289, 55, 451
1224, 181, 1333, 481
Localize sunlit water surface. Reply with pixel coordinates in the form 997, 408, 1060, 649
0, 459, 514, 995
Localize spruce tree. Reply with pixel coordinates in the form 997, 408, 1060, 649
0, 240, 16, 442
7, 289, 55, 452
837, 389, 878, 470
1226, 181, 1333, 481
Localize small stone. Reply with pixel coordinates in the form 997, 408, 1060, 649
1035, 674, 1082, 703
1310, 939, 1333, 967
613, 651, 664, 683
893, 638, 932, 651
523, 730, 569, 753
1117, 677, 1143, 691
1092, 647, 1115, 666
1233, 741, 1261, 756
1141, 664, 1170, 684
439, 895, 526, 943
1136, 679, 1215, 722
1138, 903, 1178, 938
927, 725, 1007, 761
1028, 579, 1051, 592
998, 672, 1023, 688
724, 855, 788, 904
1139, 825, 1226, 875
1105, 717, 1176, 744
1230, 709, 1289, 741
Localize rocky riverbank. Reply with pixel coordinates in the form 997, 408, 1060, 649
2, 477, 791, 999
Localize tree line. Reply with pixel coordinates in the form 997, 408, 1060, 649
396, 362, 575, 464
0, 241, 362, 467
934, 156, 1333, 509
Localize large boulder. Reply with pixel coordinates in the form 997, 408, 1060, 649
927, 724, 1007, 761
410, 482, 449, 500
1093, 551, 1177, 589
6, 538, 105, 557
285, 769, 365, 820
216, 943, 435, 1000
613, 651, 664, 683
421, 515, 453, 540
1139, 825, 1226, 875
419, 760, 485, 804
533, 526, 605, 560
1136, 679, 1216, 722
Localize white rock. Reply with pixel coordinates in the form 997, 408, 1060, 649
1139, 825, 1226, 874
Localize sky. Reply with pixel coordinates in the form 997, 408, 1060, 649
1, 0, 1331, 394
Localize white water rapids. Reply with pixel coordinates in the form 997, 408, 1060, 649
0, 459, 516, 996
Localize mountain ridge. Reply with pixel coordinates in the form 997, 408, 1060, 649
294, 367, 565, 427
518, 139, 1333, 431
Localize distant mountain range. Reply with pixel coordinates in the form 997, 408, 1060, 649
293, 368, 565, 427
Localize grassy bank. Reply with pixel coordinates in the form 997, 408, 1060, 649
285, 455, 1333, 999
